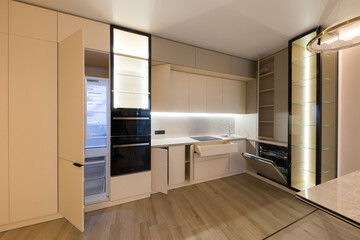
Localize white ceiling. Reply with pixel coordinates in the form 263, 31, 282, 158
20, 0, 360, 60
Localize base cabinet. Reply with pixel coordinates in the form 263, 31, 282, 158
229, 140, 246, 173
111, 172, 151, 200
194, 154, 229, 181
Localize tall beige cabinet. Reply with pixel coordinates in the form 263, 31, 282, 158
0, 0, 9, 226
0, 1, 58, 230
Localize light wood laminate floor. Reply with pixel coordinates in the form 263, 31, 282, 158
0, 174, 358, 240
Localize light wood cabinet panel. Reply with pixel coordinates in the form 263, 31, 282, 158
152, 36, 196, 67
9, 1, 57, 42
274, 49, 288, 142
206, 76, 222, 113
58, 13, 110, 52
0, 33, 9, 226
111, 172, 151, 200
9, 35, 57, 222
231, 57, 257, 78
196, 48, 232, 74
58, 30, 85, 232
169, 145, 185, 185
222, 79, 246, 114
151, 148, 168, 194
229, 140, 246, 173
0, 0, 8, 33
189, 74, 207, 112
170, 71, 189, 112
151, 64, 171, 111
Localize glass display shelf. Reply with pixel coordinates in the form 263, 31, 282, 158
113, 89, 149, 94
291, 123, 332, 127
291, 164, 315, 174
292, 77, 316, 83
291, 145, 332, 151
259, 121, 274, 124
114, 72, 148, 78
259, 88, 274, 93
292, 100, 334, 105
292, 54, 317, 68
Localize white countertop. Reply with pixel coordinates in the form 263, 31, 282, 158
151, 135, 246, 147
296, 170, 360, 225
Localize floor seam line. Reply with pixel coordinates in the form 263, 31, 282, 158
262, 209, 318, 240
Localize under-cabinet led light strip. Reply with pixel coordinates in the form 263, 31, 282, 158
151, 112, 239, 118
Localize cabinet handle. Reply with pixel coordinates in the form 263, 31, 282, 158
73, 163, 84, 167
113, 143, 149, 148
113, 117, 149, 120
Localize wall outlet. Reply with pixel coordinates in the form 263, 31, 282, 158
155, 130, 165, 135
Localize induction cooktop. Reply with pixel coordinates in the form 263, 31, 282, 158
190, 136, 222, 141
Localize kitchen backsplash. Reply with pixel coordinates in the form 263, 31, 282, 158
151, 114, 236, 138
151, 113, 257, 139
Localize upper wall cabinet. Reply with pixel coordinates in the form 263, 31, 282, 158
152, 37, 196, 68
231, 57, 257, 78
58, 13, 110, 52
0, 0, 8, 33
9, 1, 57, 42
152, 65, 246, 114
196, 48, 232, 74
223, 79, 246, 114
152, 36, 257, 79
206, 76, 223, 113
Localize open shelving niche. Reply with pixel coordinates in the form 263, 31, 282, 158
258, 55, 275, 140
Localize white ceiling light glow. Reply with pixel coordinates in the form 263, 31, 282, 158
307, 16, 360, 53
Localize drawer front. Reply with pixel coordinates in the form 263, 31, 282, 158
194, 157, 229, 180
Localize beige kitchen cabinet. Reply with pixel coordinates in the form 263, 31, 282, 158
206, 76, 223, 113
58, 30, 85, 232
151, 148, 168, 194
0, 0, 8, 34
196, 48, 232, 74
229, 140, 246, 173
170, 71, 189, 112
222, 79, 246, 114
189, 74, 207, 112
168, 145, 186, 185
58, 13, 110, 52
274, 49, 288, 142
9, 35, 57, 223
9, 1, 57, 42
231, 56, 257, 78
194, 154, 229, 181
152, 36, 196, 68
151, 64, 171, 111
111, 172, 151, 200
0, 33, 9, 226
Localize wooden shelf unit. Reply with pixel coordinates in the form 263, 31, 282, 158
258, 55, 275, 139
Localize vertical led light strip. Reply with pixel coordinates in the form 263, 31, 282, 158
302, 54, 312, 188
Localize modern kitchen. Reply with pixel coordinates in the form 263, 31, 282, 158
1, 0, 360, 239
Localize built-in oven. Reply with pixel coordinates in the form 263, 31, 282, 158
111, 115, 150, 136
111, 135, 150, 176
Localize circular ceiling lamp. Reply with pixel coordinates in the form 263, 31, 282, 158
307, 16, 360, 53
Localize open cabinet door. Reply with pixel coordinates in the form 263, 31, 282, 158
58, 29, 85, 232
151, 148, 168, 194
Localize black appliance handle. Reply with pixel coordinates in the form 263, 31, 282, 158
73, 162, 84, 167
113, 143, 149, 148
113, 117, 149, 120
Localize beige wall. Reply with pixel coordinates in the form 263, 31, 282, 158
338, 45, 360, 176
